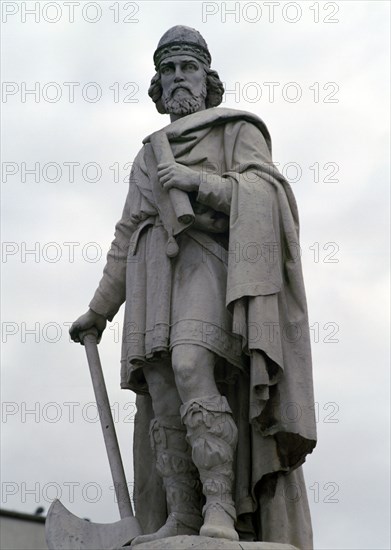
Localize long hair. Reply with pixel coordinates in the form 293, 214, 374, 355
148, 67, 225, 114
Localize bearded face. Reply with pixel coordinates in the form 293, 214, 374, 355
161, 81, 208, 116
159, 55, 208, 117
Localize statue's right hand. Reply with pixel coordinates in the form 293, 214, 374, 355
69, 309, 107, 344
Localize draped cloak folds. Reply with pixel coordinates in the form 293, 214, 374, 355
89, 107, 317, 548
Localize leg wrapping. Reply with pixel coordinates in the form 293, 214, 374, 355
180, 395, 239, 540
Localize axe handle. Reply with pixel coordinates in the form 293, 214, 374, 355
82, 330, 134, 519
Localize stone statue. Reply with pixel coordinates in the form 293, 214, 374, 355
70, 25, 317, 549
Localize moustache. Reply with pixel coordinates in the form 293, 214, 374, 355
167, 84, 193, 97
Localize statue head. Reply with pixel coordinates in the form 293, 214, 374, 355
149, 25, 225, 116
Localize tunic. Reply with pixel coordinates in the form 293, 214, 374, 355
89, 107, 317, 548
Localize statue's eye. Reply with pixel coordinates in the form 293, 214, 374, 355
185, 63, 198, 71
160, 65, 173, 75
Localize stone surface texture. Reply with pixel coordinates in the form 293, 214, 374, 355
130, 535, 299, 549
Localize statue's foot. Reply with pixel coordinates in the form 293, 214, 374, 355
131, 512, 202, 545
200, 503, 239, 541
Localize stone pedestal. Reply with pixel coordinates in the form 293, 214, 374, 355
130, 535, 299, 549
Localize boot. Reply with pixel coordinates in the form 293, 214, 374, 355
132, 415, 203, 545
180, 394, 239, 541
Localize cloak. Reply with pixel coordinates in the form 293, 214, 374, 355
89, 107, 316, 548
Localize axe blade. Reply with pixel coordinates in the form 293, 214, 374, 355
45, 499, 142, 549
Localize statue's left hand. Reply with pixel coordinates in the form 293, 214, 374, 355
157, 162, 200, 192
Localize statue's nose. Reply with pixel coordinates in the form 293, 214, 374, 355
174, 68, 185, 82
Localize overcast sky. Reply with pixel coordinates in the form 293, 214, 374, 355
1, 2, 390, 549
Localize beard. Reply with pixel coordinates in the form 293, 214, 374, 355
161, 82, 207, 116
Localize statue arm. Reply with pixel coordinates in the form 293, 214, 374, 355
70, 154, 149, 343
88, 171, 140, 322
88, 213, 135, 321
196, 121, 273, 215
88, 202, 136, 322
196, 174, 233, 215
69, 194, 136, 343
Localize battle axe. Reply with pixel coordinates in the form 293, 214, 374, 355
45, 330, 142, 549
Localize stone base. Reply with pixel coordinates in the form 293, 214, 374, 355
130, 535, 299, 549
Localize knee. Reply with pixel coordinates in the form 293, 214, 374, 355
171, 354, 196, 390
171, 345, 216, 399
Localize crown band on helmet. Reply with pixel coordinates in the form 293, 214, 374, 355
154, 40, 211, 70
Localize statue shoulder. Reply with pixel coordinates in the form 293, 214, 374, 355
211, 108, 272, 153
168, 107, 273, 153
